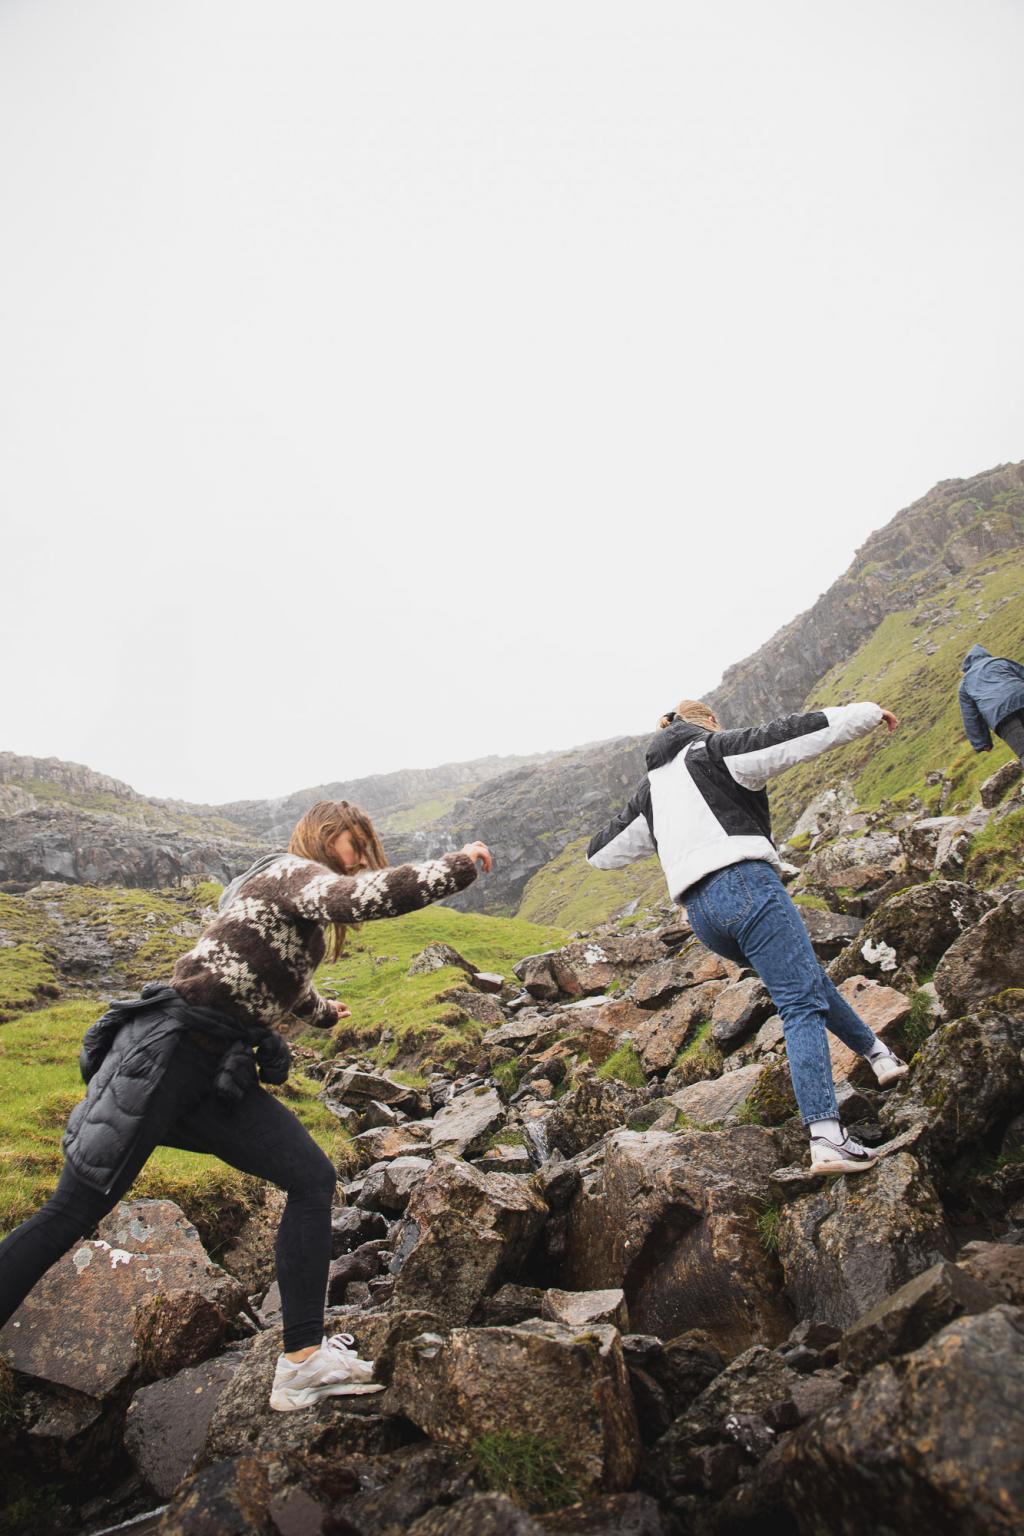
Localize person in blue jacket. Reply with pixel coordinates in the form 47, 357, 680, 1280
959, 645, 1024, 762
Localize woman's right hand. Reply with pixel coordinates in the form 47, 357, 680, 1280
459, 840, 493, 873
879, 709, 899, 732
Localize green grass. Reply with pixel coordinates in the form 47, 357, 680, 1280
304, 905, 566, 1071
595, 1041, 646, 1088
671, 1020, 724, 1084
0, 999, 356, 1245
962, 806, 1024, 887
904, 988, 937, 1056
518, 835, 667, 929
493, 1058, 525, 1097
769, 552, 1024, 836
756, 1204, 782, 1254
471, 1430, 581, 1513
379, 792, 462, 834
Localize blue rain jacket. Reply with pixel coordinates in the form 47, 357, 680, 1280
958, 645, 1024, 752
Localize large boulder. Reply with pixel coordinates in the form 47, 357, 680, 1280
668, 1063, 765, 1127
829, 881, 993, 987
933, 892, 1024, 1017
391, 1319, 641, 1497
560, 1129, 792, 1356
881, 996, 1024, 1165
710, 978, 774, 1051
768, 1306, 1024, 1535
800, 831, 905, 915
543, 1077, 647, 1160
775, 1153, 954, 1330
628, 943, 736, 1008
838, 1259, 998, 1376
430, 1087, 506, 1157
124, 1353, 243, 1499
391, 1158, 547, 1324
633, 983, 728, 1073
0, 1200, 247, 1399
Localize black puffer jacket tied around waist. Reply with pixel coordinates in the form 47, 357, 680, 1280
62, 982, 292, 1194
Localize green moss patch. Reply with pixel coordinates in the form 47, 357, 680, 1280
595, 1041, 646, 1088
518, 835, 667, 930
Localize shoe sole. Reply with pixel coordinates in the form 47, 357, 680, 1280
269, 1382, 386, 1412
874, 1063, 909, 1086
810, 1156, 879, 1175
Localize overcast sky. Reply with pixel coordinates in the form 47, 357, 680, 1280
2, 0, 1022, 805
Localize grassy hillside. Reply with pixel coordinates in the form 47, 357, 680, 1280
518, 836, 669, 931
769, 551, 1024, 835
0, 883, 566, 1239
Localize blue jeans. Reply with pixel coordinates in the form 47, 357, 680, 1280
684, 860, 877, 1124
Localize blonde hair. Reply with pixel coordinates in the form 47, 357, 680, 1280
658, 698, 719, 731
288, 800, 387, 961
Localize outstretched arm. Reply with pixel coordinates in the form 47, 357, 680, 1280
588, 779, 656, 869
286, 851, 479, 925
708, 702, 886, 790
959, 686, 992, 752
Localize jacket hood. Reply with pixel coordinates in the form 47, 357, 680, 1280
962, 645, 991, 673
646, 720, 707, 771
218, 851, 288, 913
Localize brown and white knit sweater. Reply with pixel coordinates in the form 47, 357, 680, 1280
172, 852, 478, 1032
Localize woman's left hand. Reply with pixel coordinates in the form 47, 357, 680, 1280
330, 1001, 351, 1021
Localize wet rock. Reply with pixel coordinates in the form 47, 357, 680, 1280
633, 982, 728, 1073
769, 1306, 1024, 1536
881, 997, 1024, 1165
561, 1128, 792, 1356
155, 1453, 285, 1536
541, 1288, 630, 1330
391, 1157, 547, 1324
392, 1319, 640, 1496
980, 757, 1023, 807
710, 979, 774, 1050
408, 1492, 546, 1535
220, 1188, 287, 1294
558, 999, 651, 1067
839, 1259, 998, 1375
544, 1077, 647, 1160
668, 1062, 764, 1126
124, 1353, 243, 1498
326, 1240, 391, 1304
933, 892, 1024, 1016
323, 1443, 477, 1534
829, 882, 993, 987
0, 1199, 247, 1399
776, 1153, 954, 1330
430, 1087, 506, 1157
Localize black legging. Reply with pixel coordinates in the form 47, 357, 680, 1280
996, 709, 1024, 763
0, 1035, 337, 1351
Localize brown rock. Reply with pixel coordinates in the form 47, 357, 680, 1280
957, 1241, 1024, 1305
839, 1259, 998, 1375
667, 1062, 765, 1126
541, 1288, 630, 1331
0, 1199, 246, 1399
980, 757, 1022, 808
408, 1493, 546, 1535
933, 892, 1024, 1016
354, 1122, 435, 1161
827, 976, 911, 1084
633, 982, 727, 1073
710, 978, 774, 1050
629, 943, 736, 1008
392, 1320, 640, 1496
124, 1353, 243, 1499
561, 1129, 792, 1356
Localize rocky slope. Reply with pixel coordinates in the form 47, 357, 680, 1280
1, 757, 1022, 1535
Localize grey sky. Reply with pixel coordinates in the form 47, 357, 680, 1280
3, 0, 1022, 804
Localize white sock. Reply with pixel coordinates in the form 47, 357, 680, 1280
865, 1037, 887, 1059
808, 1117, 841, 1142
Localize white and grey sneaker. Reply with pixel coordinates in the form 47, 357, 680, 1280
809, 1130, 880, 1175
269, 1332, 385, 1412
867, 1042, 910, 1087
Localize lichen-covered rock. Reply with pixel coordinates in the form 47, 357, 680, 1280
560, 1129, 792, 1356
838, 1259, 998, 1376
391, 1158, 547, 1324
881, 997, 1024, 1165
980, 757, 1023, 807
544, 1077, 647, 1160
797, 908, 863, 961
829, 881, 992, 986
957, 1240, 1024, 1305
0, 1200, 247, 1399
357, 1154, 433, 1213
629, 943, 736, 1008
430, 1087, 506, 1157
408, 1492, 546, 1535
391, 1320, 640, 1496
668, 1063, 765, 1127
775, 1153, 954, 1330
768, 1306, 1024, 1536
933, 892, 1024, 1016
541, 1491, 669, 1533
633, 982, 728, 1073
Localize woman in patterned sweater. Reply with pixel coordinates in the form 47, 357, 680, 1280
0, 800, 491, 1411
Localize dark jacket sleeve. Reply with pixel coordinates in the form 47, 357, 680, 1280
587, 779, 656, 869
959, 683, 992, 752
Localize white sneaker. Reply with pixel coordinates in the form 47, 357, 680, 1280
269, 1333, 385, 1412
809, 1130, 879, 1175
867, 1043, 909, 1086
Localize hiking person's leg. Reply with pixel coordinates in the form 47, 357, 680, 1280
995, 710, 1024, 763
0, 1035, 217, 1329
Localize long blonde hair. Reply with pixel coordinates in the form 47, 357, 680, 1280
658, 698, 720, 731
288, 799, 387, 961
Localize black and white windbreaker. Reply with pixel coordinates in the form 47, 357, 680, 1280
587, 703, 882, 902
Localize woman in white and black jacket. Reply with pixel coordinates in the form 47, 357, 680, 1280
588, 697, 907, 1174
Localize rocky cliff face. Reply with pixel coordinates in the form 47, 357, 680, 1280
705, 460, 1024, 726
